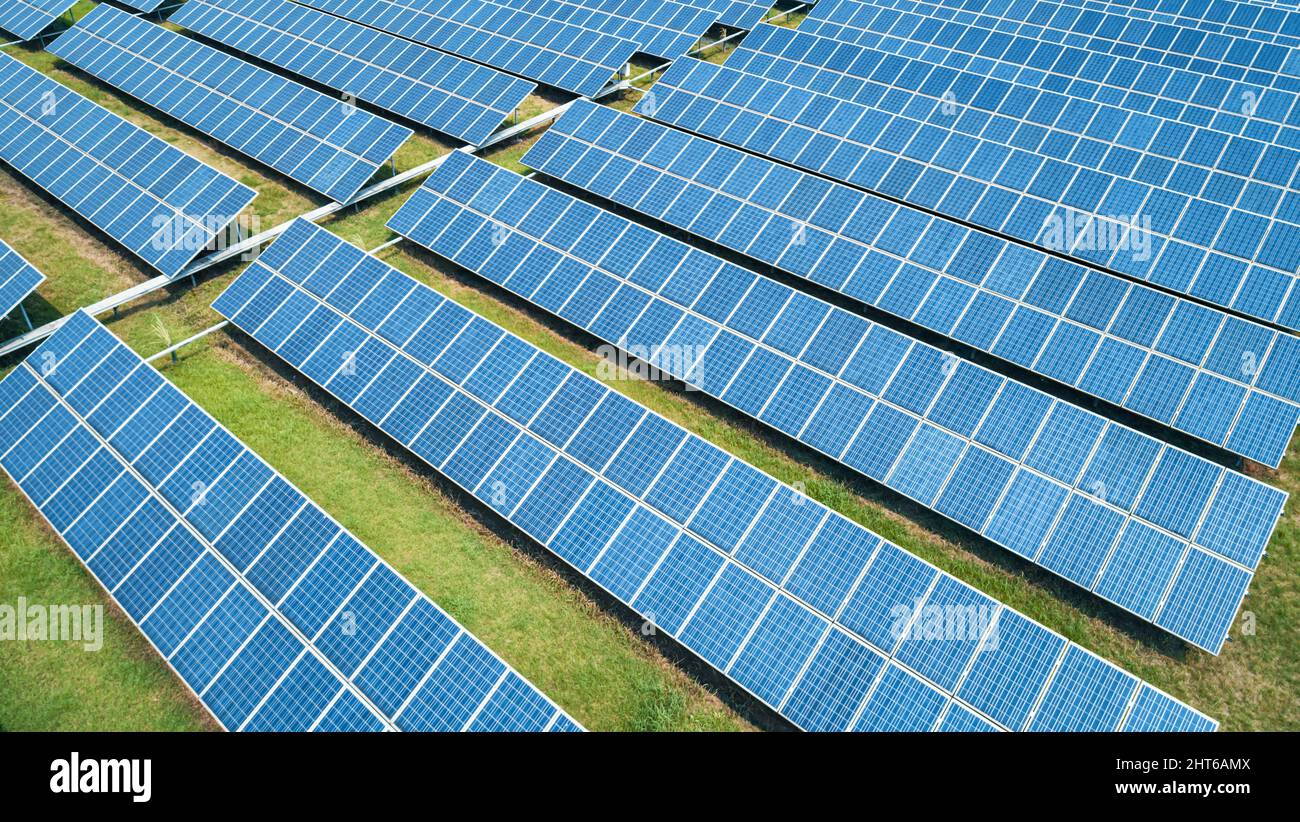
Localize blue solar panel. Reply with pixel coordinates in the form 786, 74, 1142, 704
49, 5, 411, 203
115, 0, 169, 11
524, 100, 1300, 468
699, 0, 770, 30
388, 149, 1286, 654
0, 0, 74, 41
212, 216, 1218, 730
0, 239, 44, 323
633, 47, 1300, 333
0, 311, 578, 732
171, 0, 536, 148
488, 0, 720, 61
807, 0, 1300, 92
297, 0, 641, 97
0, 52, 257, 277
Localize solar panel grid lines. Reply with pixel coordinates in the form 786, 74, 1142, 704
525, 100, 1300, 467
0, 324, 390, 732
392, 148, 1286, 654
717, 22, 1300, 321
48, 5, 412, 204
796, 0, 1300, 137
296, 0, 641, 97
0, 52, 257, 278
486, 0, 721, 61
804, 0, 1300, 90
922, 0, 1300, 46
0, 310, 580, 732
0, 0, 75, 41
169, 0, 537, 147
633, 57, 1300, 336
0, 239, 45, 322
212, 216, 1218, 730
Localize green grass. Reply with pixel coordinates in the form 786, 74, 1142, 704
1, 4, 1298, 732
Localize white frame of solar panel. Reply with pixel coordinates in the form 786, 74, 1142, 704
486, 0, 721, 61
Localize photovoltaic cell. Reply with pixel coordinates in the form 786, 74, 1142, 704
0, 0, 74, 41
0, 52, 256, 278
212, 216, 1217, 730
0, 238, 44, 323
389, 149, 1285, 655
296, 0, 640, 97
0, 311, 577, 732
525, 100, 1300, 467
171, 0, 536, 147
49, 5, 411, 203
633, 50, 1300, 333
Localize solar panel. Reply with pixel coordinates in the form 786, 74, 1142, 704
524, 100, 1300, 468
170, 0, 536, 148
793, 0, 1300, 151
0, 239, 45, 324
0, 52, 257, 278
114, 0, 169, 11
0, 0, 74, 41
698, 0, 770, 30
48, 5, 412, 204
296, 0, 640, 97
487, 0, 720, 61
212, 216, 1217, 730
634, 38, 1300, 333
804, 0, 1300, 92
390, 149, 1287, 654
0, 310, 578, 732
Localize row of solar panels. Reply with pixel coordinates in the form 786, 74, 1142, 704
0, 310, 581, 732
0, 238, 45, 325
395, 147, 1286, 655
208, 216, 1218, 731
531, 101, 1300, 467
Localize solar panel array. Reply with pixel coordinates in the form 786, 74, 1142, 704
635, 41, 1300, 334
296, 0, 640, 97
0, 0, 75, 41
0, 311, 580, 732
212, 216, 1217, 730
0, 239, 44, 323
171, 0, 536, 147
488, 0, 720, 61
525, 100, 1300, 467
807, 0, 1300, 91
789, 0, 1300, 150
49, 5, 412, 204
391, 149, 1287, 654
0, 52, 256, 278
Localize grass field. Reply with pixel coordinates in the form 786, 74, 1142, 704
1, 4, 1297, 732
